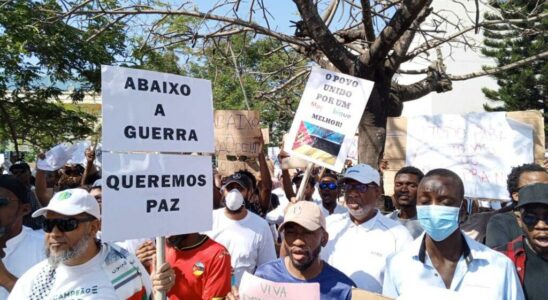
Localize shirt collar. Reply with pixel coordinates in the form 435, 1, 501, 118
352, 209, 380, 231
417, 231, 473, 265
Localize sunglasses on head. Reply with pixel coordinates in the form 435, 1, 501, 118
521, 213, 548, 227
42, 216, 96, 233
343, 183, 374, 193
319, 182, 338, 190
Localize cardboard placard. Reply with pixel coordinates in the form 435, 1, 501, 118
217, 156, 260, 179
214, 110, 262, 157
239, 272, 320, 300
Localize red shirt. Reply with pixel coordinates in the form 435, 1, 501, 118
167, 237, 232, 300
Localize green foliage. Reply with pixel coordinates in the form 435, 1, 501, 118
481, 1, 546, 132
0, 0, 126, 152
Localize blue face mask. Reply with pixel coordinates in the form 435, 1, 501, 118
417, 205, 460, 241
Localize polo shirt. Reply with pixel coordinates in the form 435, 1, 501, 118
321, 211, 413, 293
385, 210, 424, 239
1, 226, 44, 300
382, 232, 525, 300
318, 203, 347, 217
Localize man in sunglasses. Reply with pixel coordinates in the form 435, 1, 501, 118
321, 164, 412, 293
0, 175, 44, 299
9, 188, 152, 299
317, 173, 346, 216
498, 183, 548, 300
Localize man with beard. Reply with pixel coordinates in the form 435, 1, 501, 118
321, 164, 412, 293
0, 175, 44, 299
498, 183, 548, 300
227, 201, 355, 300
383, 169, 523, 299
386, 166, 424, 239
317, 172, 346, 216
9, 188, 152, 299
206, 188, 275, 286
151, 232, 232, 299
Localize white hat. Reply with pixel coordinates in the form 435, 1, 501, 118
32, 188, 101, 219
341, 164, 380, 185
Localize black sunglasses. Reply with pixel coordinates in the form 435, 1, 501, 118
42, 216, 96, 233
343, 183, 374, 193
226, 155, 251, 162
319, 182, 338, 190
521, 213, 548, 227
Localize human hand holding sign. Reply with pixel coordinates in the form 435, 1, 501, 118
151, 261, 175, 293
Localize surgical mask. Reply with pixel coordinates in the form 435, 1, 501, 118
417, 205, 460, 241
225, 189, 244, 211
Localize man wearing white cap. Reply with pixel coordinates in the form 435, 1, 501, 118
9, 188, 152, 299
321, 164, 413, 293
227, 201, 355, 300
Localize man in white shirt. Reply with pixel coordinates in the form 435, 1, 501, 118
207, 189, 276, 286
9, 188, 152, 299
321, 164, 413, 293
382, 168, 524, 300
317, 172, 346, 217
0, 175, 44, 300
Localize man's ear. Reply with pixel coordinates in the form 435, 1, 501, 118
321, 230, 329, 247
19, 203, 31, 217
89, 219, 101, 235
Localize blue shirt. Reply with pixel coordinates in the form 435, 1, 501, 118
254, 258, 355, 300
382, 232, 525, 300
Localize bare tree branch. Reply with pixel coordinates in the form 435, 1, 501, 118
360, 0, 375, 42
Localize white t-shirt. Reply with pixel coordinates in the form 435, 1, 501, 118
321, 211, 413, 293
1, 226, 45, 300
9, 243, 152, 300
207, 208, 276, 286
319, 203, 347, 217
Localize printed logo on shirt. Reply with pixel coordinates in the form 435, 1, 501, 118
193, 261, 205, 276
51, 285, 98, 299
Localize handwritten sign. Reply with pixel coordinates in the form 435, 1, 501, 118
406, 112, 533, 200
239, 272, 320, 300
102, 65, 214, 153
217, 156, 260, 179
215, 110, 262, 157
284, 67, 374, 172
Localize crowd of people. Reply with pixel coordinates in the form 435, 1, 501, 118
0, 145, 547, 300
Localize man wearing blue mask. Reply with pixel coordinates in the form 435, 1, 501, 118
382, 168, 524, 299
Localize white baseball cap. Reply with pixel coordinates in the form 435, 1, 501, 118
340, 164, 380, 185
32, 188, 101, 219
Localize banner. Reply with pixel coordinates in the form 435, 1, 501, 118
284, 67, 374, 172
101, 152, 213, 241
214, 110, 262, 157
239, 272, 320, 300
102, 65, 214, 153
405, 112, 534, 200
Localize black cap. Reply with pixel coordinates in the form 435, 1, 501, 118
0, 175, 29, 204
9, 161, 30, 172
221, 173, 249, 190
516, 183, 548, 208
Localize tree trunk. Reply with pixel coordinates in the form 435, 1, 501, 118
0, 101, 20, 158
357, 86, 388, 168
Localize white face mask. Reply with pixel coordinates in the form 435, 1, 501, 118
225, 189, 244, 211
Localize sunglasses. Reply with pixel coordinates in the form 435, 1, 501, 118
42, 216, 96, 233
521, 213, 548, 227
226, 155, 251, 162
343, 183, 374, 193
319, 182, 338, 190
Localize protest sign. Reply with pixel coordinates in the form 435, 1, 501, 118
217, 156, 260, 179
102, 65, 214, 153
386, 112, 537, 200
214, 110, 262, 157
101, 152, 212, 242
261, 128, 270, 145
238, 272, 320, 300
284, 66, 374, 172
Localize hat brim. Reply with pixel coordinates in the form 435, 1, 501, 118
516, 200, 548, 209
338, 174, 374, 184
279, 220, 322, 233
32, 207, 93, 219
221, 179, 246, 191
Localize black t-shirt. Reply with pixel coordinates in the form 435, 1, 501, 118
523, 241, 548, 300
485, 212, 522, 248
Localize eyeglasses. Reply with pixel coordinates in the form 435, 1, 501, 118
521, 213, 548, 227
42, 216, 96, 233
226, 155, 251, 162
319, 182, 337, 190
343, 183, 374, 193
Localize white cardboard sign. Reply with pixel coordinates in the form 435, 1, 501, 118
101, 65, 214, 153
284, 67, 374, 172
406, 112, 534, 200
101, 152, 213, 241
239, 272, 320, 300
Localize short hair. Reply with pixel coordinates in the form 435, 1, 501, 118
395, 166, 424, 182
506, 163, 546, 198
423, 168, 464, 199
234, 170, 256, 190
0, 175, 29, 204
321, 171, 338, 181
